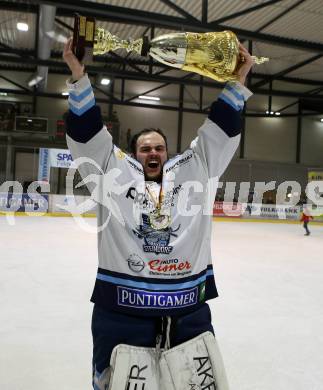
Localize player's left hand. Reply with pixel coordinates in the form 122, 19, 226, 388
236, 43, 254, 86
63, 37, 85, 81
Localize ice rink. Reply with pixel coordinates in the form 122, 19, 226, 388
1, 215, 323, 390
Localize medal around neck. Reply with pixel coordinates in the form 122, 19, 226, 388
149, 209, 171, 230
93, 28, 269, 82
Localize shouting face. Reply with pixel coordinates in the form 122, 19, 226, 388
135, 131, 168, 182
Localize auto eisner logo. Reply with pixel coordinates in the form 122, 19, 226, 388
148, 259, 191, 273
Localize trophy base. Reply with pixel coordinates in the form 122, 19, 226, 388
73, 14, 95, 63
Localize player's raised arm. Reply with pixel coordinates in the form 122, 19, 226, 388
192, 43, 254, 179
236, 43, 254, 86
63, 37, 85, 82
62, 37, 113, 191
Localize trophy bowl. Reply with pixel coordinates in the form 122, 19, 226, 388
72, 15, 268, 82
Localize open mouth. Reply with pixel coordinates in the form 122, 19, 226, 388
147, 161, 159, 169
148, 161, 159, 169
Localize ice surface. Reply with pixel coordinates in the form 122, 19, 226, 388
0, 216, 322, 390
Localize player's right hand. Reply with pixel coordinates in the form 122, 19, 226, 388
63, 37, 85, 81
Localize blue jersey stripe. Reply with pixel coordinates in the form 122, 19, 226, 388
69, 97, 96, 116
97, 265, 214, 284
218, 94, 240, 111
225, 84, 244, 103
69, 85, 93, 103
96, 270, 214, 291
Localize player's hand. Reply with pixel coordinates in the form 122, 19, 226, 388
63, 37, 85, 81
236, 43, 254, 86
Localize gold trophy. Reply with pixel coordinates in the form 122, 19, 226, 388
72, 15, 268, 82
93, 29, 268, 83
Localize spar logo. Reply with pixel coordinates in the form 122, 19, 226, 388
57, 153, 73, 161
56, 152, 74, 168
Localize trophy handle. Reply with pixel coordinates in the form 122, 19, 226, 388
252, 56, 269, 65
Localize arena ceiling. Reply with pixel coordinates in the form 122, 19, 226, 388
0, 0, 323, 118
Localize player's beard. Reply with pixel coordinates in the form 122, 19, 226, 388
144, 159, 164, 183
144, 170, 163, 184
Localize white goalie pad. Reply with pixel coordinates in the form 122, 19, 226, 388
109, 344, 161, 390
159, 331, 230, 390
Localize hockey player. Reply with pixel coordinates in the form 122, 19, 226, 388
300, 208, 314, 235
63, 37, 253, 389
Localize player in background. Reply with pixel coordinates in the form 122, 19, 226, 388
300, 208, 314, 235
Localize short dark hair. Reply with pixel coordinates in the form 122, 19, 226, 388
130, 128, 168, 156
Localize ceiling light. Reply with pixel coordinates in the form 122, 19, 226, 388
27, 74, 44, 87
62, 92, 69, 96
46, 30, 68, 44
27, 119, 33, 122
265, 110, 269, 114
17, 22, 29, 32
270, 111, 274, 115
275, 112, 281, 116
287, 193, 292, 198
101, 78, 110, 86
0, 92, 8, 96
320, 118, 323, 122
138, 95, 160, 101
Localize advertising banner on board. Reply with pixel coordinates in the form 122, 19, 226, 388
0, 193, 48, 213
38, 148, 76, 183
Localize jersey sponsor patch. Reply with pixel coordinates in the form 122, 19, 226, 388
165, 153, 193, 173
117, 286, 198, 309
132, 214, 180, 254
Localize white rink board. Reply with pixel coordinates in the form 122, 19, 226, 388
1, 216, 323, 390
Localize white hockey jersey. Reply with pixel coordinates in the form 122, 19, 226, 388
66, 75, 252, 316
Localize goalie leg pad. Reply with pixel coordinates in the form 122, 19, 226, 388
108, 344, 160, 390
159, 331, 230, 390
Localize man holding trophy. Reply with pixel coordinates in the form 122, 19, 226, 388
63, 16, 254, 390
